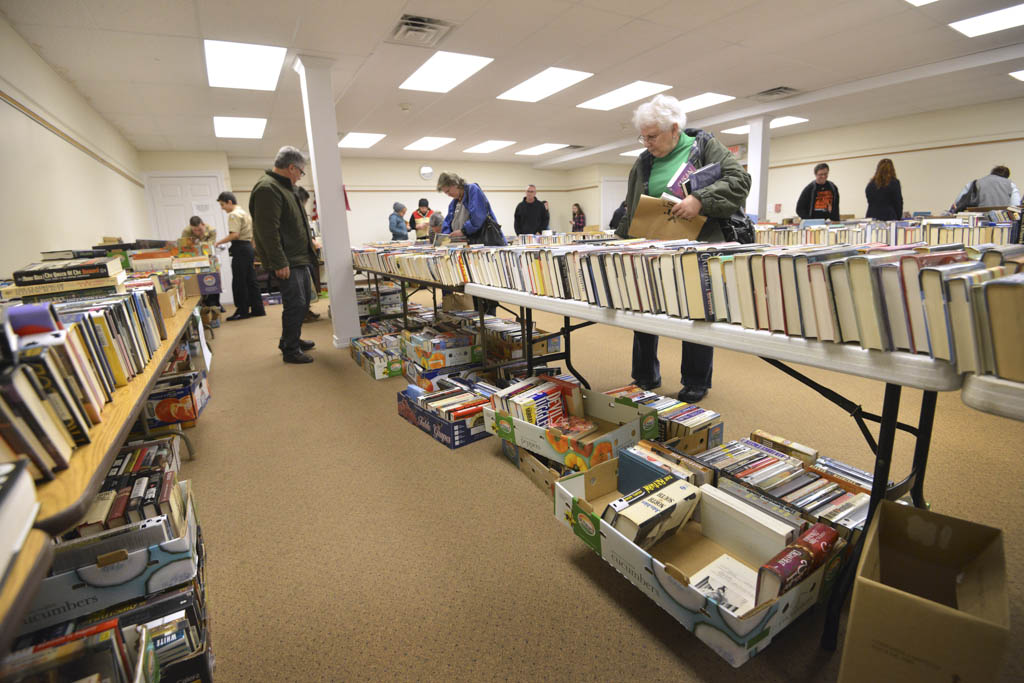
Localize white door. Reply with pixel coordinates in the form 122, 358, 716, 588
600, 178, 628, 231
145, 173, 233, 304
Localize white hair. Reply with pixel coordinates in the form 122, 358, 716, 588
632, 94, 687, 132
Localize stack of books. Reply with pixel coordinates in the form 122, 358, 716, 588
604, 384, 721, 440
1, 256, 126, 304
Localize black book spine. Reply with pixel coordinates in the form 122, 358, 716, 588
697, 252, 716, 319
0, 368, 68, 468
19, 351, 90, 446
13, 264, 115, 286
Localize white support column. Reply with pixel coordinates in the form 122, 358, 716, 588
745, 116, 770, 221
293, 54, 360, 348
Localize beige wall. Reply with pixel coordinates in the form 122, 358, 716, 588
139, 151, 232, 187
0, 15, 147, 276
229, 157, 631, 247
764, 98, 1024, 221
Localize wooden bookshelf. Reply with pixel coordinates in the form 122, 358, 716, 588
0, 530, 54, 655
33, 297, 201, 535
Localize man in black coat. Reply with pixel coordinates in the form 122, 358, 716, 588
796, 163, 840, 221
513, 184, 549, 234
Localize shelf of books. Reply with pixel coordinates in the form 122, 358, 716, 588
354, 267, 465, 292
32, 297, 201, 534
961, 375, 1024, 422
0, 531, 53, 657
465, 284, 961, 392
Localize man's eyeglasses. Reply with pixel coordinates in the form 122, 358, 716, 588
293, 165, 306, 178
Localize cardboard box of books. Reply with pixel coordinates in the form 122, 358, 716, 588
178, 272, 221, 296
399, 328, 482, 369
145, 370, 210, 428
402, 359, 482, 392
554, 456, 843, 667
396, 387, 491, 450
21, 483, 199, 633
484, 388, 659, 471
361, 351, 403, 380
838, 501, 1009, 683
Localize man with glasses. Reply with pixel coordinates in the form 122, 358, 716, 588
251, 146, 318, 364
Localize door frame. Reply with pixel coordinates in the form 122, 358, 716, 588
143, 171, 228, 238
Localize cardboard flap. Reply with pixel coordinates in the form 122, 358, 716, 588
663, 562, 689, 587
628, 195, 706, 240
582, 458, 619, 501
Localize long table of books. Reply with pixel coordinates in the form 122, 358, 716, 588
961, 375, 1024, 422
0, 296, 200, 654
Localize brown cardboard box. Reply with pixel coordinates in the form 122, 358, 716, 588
519, 450, 560, 500
838, 501, 1009, 683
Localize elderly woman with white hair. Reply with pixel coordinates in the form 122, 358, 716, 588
616, 94, 751, 403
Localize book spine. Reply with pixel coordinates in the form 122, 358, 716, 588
19, 353, 90, 447
14, 265, 115, 286
697, 252, 715, 319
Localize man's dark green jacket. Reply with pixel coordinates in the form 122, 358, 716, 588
250, 170, 316, 270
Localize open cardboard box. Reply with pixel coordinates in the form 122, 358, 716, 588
838, 501, 1009, 683
555, 457, 843, 667
483, 388, 659, 471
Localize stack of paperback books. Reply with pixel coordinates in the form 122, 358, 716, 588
604, 384, 721, 442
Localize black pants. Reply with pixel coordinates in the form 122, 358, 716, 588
229, 241, 264, 316
631, 332, 713, 390
473, 296, 497, 316
278, 265, 312, 355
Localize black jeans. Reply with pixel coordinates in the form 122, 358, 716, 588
278, 265, 312, 355
631, 332, 713, 390
229, 241, 265, 316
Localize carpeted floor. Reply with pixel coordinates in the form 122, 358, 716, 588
181, 295, 1023, 682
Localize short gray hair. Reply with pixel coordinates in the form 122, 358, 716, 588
274, 145, 306, 170
632, 94, 687, 132
436, 171, 465, 192
428, 212, 443, 227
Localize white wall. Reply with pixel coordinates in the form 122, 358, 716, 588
0, 15, 147, 276
230, 158, 632, 247
763, 98, 1024, 221
139, 152, 232, 187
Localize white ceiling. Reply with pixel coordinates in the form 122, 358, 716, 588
3, 0, 1023, 168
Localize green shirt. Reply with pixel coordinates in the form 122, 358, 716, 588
648, 132, 695, 198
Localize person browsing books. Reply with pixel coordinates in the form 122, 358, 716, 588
864, 158, 903, 221
571, 203, 586, 232
214, 192, 265, 322
180, 216, 216, 249
614, 94, 751, 403
609, 200, 627, 230
796, 163, 840, 221
408, 198, 435, 239
513, 185, 549, 235
295, 186, 322, 323
389, 203, 408, 240
951, 166, 1021, 211
250, 145, 319, 364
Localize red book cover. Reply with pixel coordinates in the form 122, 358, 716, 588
793, 522, 839, 566
104, 484, 133, 528
28, 618, 119, 652
734, 455, 780, 479
756, 545, 814, 603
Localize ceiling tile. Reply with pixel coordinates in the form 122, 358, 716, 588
0, 0, 95, 27
293, 0, 405, 55
81, 0, 198, 37
196, 0, 300, 46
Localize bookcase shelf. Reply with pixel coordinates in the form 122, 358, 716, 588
355, 267, 465, 292
961, 375, 1024, 422
464, 284, 962, 392
33, 297, 201, 535
0, 531, 53, 656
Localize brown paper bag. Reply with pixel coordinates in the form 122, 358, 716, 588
628, 195, 705, 240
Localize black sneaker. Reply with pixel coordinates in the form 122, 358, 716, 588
299, 339, 315, 351
677, 386, 708, 403
634, 379, 661, 391
282, 352, 314, 364
226, 312, 250, 321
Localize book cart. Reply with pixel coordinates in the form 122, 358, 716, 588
463, 282, 972, 652
0, 297, 202, 656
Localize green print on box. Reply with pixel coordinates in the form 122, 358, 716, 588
494, 414, 516, 441
571, 498, 602, 555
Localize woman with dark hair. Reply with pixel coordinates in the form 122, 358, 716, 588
865, 158, 903, 220
571, 203, 586, 232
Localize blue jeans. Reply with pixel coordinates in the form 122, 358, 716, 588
631, 332, 713, 389
278, 265, 312, 355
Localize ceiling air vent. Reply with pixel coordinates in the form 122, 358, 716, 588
752, 86, 799, 101
387, 15, 455, 48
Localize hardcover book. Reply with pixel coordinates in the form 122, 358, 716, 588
601, 475, 700, 550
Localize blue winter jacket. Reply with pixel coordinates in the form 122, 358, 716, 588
389, 212, 408, 240
442, 183, 507, 245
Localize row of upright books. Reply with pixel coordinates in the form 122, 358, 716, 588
352, 238, 1024, 382
755, 212, 1019, 248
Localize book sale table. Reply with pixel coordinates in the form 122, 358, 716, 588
0, 297, 201, 655
462, 282, 986, 650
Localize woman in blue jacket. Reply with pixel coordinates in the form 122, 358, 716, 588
436, 171, 506, 246
389, 202, 408, 240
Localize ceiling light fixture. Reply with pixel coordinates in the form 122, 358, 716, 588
338, 132, 387, 148
1010, 69, 1024, 81
399, 50, 493, 93
497, 67, 594, 102
515, 143, 570, 156
213, 116, 267, 138
464, 140, 517, 153
204, 40, 287, 91
904, 0, 939, 6
949, 3, 1024, 37
677, 92, 735, 112
577, 81, 671, 111
721, 116, 809, 135
404, 136, 456, 151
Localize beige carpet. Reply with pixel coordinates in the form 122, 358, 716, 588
181, 294, 1023, 682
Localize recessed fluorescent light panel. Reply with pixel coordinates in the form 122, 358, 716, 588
204, 40, 287, 91
399, 51, 493, 93
497, 67, 594, 102
677, 92, 735, 112
620, 148, 645, 157
949, 3, 1024, 37
338, 132, 386, 149
404, 137, 456, 151
464, 140, 516, 153
904, 0, 939, 6
213, 116, 267, 138
1010, 70, 1024, 81
515, 143, 570, 156
721, 116, 808, 135
577, 81, 671, 111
